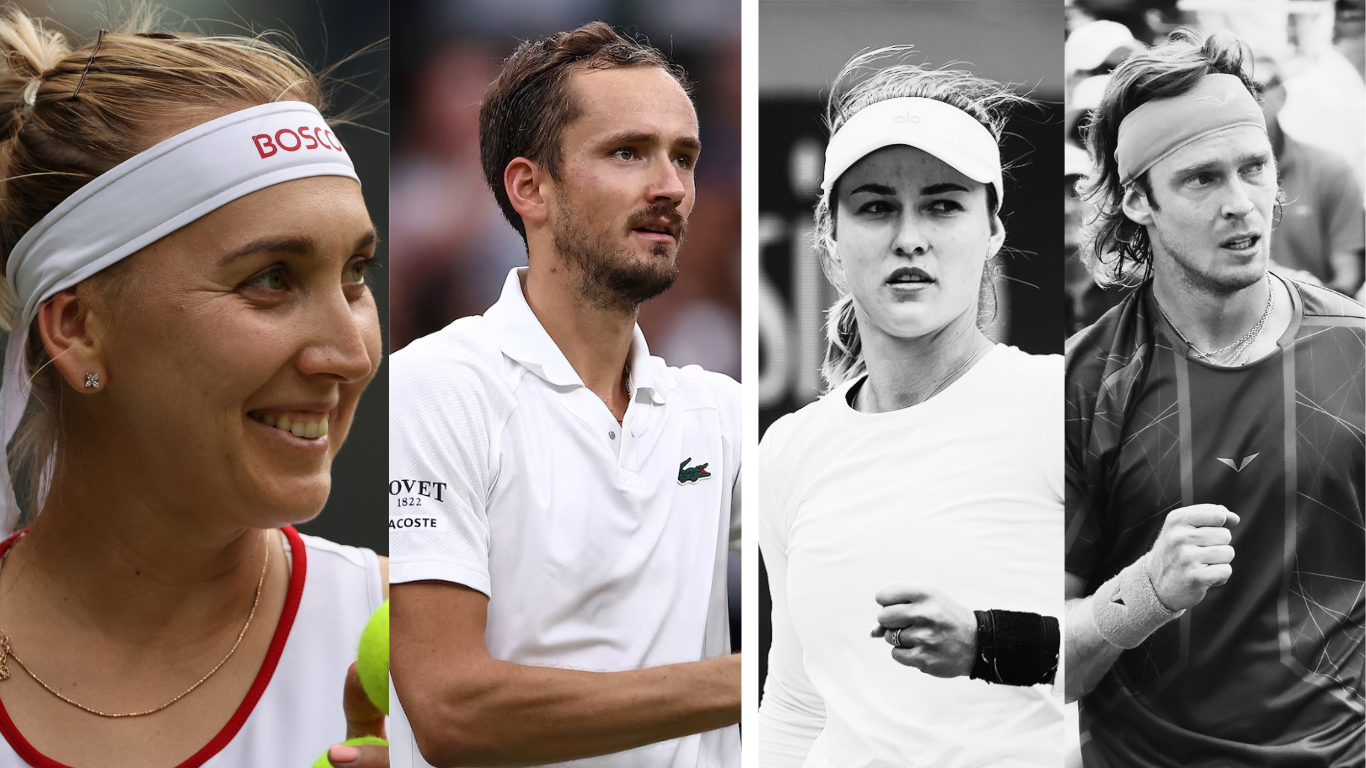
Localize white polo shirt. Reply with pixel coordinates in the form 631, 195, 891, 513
389, 268, 741, 768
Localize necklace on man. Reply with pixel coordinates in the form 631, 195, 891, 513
0, 534, 270, 718
1156, 275, 1274, 366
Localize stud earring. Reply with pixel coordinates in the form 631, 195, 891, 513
84, 373, 99, 389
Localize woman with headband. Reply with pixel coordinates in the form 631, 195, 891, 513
757, 49, 1063, 766
0, 12, 385, 768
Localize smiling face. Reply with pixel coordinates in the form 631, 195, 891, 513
833, 145, 1002, 344
1129, 125, 1276, 294
547, 65, 700, 310
85, 175, 381, 527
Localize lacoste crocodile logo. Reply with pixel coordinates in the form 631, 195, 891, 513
1217, 453, 1259, 472
678, 458, 711, 485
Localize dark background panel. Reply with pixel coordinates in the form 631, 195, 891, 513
759, 97, 1065, 432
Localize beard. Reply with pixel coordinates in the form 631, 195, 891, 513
1151, 227, 1267, 296
552, 197, 685, 313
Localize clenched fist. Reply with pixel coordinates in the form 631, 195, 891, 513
1146, 504, 1240, 611
869, 584, 977, 678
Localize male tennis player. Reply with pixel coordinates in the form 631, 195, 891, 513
1066, 30, 1364, 765
387, 22, 741, 768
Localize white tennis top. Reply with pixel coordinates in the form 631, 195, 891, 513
0, 527, 384, 768
388, 268, 741, 768
757, 345, 1064, 768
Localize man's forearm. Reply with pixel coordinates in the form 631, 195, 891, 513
1065, 555, 1185, 702
1065, 506, 1234, 701
1064, 596, 1124, 702
406, 653, 741, 767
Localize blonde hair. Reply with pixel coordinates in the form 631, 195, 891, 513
815, 47, 1028, 390
0, 8, 327, 518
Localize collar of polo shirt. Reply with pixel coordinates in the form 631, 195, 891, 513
484, 268, 672, 405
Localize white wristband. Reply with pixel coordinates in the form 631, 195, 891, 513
1090, 553, 1184, 649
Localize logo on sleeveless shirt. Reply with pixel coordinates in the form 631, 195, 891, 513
678, 458, 711, 485
1216, 453, 1259, 472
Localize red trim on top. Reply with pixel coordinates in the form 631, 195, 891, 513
0, 526, 308, 768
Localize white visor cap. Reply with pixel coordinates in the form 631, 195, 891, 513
821, 97, 1003, 207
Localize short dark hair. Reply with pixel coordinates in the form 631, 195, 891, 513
1078, 29, 1258, 285
477, 21, 692, 242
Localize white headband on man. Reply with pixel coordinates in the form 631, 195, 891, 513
1115, 73, 1266, 185
0, 101, 359, 531
821, 97, 1004, 206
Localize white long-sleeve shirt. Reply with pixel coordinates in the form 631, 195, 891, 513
757, 344, 1064, 768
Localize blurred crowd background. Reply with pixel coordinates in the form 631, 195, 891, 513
9, 0, 390, 554
390, 0, 741, 383
1065, 0, 1366, 335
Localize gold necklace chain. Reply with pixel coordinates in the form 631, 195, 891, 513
0, 536, 270, 718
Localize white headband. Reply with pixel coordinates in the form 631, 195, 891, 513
821, 97, 1004, 205
0, 101, 359, 531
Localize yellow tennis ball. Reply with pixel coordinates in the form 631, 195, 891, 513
358, 600, 389, 715
311, 736, 388, 768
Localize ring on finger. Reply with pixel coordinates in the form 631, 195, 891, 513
891, 627, 904, 648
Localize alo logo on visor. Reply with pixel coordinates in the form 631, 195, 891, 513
678, 458, 711, 485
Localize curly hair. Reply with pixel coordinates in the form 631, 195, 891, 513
1077, 29, 1259, 286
